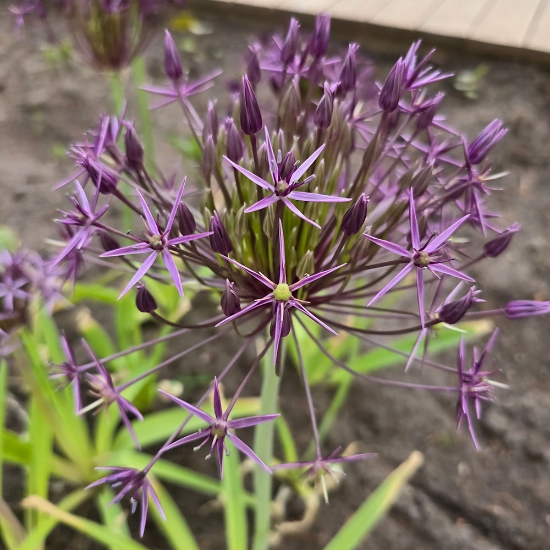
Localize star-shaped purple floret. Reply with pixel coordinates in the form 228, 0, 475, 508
216, 221, 345, 363
159, 377, 279, 479
224, 126, 350, 228
364, 189, 473, 327
101, 178, 212, 299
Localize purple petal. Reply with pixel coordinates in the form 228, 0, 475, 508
220, 256, 275, 289
217, 441, 224, 479
244, 194, 279, 213
367, 263, 414, 306
167, 231, 213, 246
213, 378, 223, 420
281, 198, 320, 228
118, 252, 158, 299
161, 249, 183, 298
227, 414, 280, 429
162, 431, 209, 452
429, 263, 474, 282
53, 168, 86, 190
273, 302, 285, 364
264, 126, 278, 184
139, 488, 148, 537
416, 269, 425, 329
363, 234, 411, 258
119, 406, 142, 450
101, 243, 151, 257
289, 263, 346, 292
75, 181, 91, 214
290, 144, 325, 183
278, 220, 286, 284
166, 177, 187, 234
426, 215, 470, 253
292, 302, 337, 335
215, 298, 272, 327
157, 390, 215, 424
409, 189, 420, 249
141, 84, 177, 98
405, 330, 425, 372
223, 156, 274, 192
227, 433, 272, 473
147, 484, 165, 521
287, 191, 351, 203
136, 190, 159, 234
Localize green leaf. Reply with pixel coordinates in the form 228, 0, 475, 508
72, 282, 120, 305
96, 487, 131, 543
22, 496, 149, 550
1, 430, 31, 465
322, 451, 424, 550
0, 498, 26, 550
222, 440, 248, 550
275, 416, 299, 464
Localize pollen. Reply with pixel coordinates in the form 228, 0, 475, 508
273, 283, 292, 302
148, 234, 164, 250
275, 181, 289, 194
415, 250, 431, 268
211, 425, 226, 438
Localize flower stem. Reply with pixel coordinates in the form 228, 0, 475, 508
252, 342, 282, 550
132, 56, 155, 174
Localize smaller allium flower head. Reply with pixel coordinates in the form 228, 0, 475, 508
466, 119, 508, 165
221, 279, 241, 317
81, 340, 143, 449
50, 332, 82, 413
239, 75, 262, 136
136, 283, 157, 313
224, 127, 350, 228
225, 118, 245, 162
314, 83, 334, 130
164, 30, 183, 82
483, 223, 520, 258
456, 330, 506, 449
341, 193, 369, 237
101, 178, 212, 298
217, 221, 345, 363
209, 211, 234, 254
124, 122, 144, 172
379, 58, 405, 113
274, 446, 376, 503
73, 150, 119, 195
504, 300, 550, 319
281, 18, 300, 65
310, 14, 330, 58
439, 287, 483, 325
87, 467, 164, 538
159, 378, 280, 478
339, 43, 359, 94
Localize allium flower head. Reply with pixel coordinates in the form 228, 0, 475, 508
159, 378, 279, 478
466, 119, 508, 166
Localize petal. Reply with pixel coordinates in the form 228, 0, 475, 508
162, 431, 209, 452
281, 198, 320, 228
416, 269, 425, 329
119, 407, 141, 450
363, 234, 410, 258
75, 181, 91, 214
220, 256, 275, 289
429, 263, 474, 282
136, 190, 159, 234
227, 433, 272, 473
292, 302, 337, 335
290, 144, 325, 183
223, 156, 274, 192
244, 194, 279, 213
409, 189, 420, 249
367, 263, 414, 306
166, 177, 187, 234
289, 263, 346, 292
167, 231, 213, 246
101, 243, 151, 257
273, 301, 285, 364
157, 390, 215, 424
215, 298, 272, 327
427, 215, 470, 253
216, 441, 225, 479
278, 220, 286, 284
147, 484, 166, 521
139, 489, 148, 537
118, 252, 158, 299
213, 378, 223, 420
264, 126, 278, 184
287, 191, 350, 203
227, 414, 280, 429
161, 248, 184, 298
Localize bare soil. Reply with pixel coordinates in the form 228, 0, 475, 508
1, 10, 550, 550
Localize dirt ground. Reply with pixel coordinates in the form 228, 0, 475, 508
1, 8, 550, 550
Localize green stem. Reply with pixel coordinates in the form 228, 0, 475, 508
252, 346, 282, 550
132, 56, 155, 173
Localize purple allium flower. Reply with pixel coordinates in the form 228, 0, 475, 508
159, 377, 279, 478
164, 30, 183, 82
274, 446, 375, 503
483, 223, 520, 258
466, 119, 507, 166
72, 149, 119, 195
504, 300, 550, 319
87, 467, 164, 538
224, 127, 350, 228
82, 340, 143, 449
456, 330, 505, 449
239, 75, 262, 136
0, 274, 30, 312
364, 189, 473, 326
402, 40, 453, 90
217, 221, 345, 363
101, 178, 212, 298
50, 332, 82, 413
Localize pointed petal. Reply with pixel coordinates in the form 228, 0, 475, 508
75, 181, 91, 213
227, 433, 272, 473
119, 407, 142, 450
139, 488, 148, 537
244, 194, 278, 213
213, 377, 223, 420
157, 390, 215, 424
429, 263, 474, 282
292, 302, 337, 335
136, 190, 159, 234
101, 243, 151, 257
264, 126, 278, 184
278, 220, 286, 284
288, 190, 350, 203
147, 484, 165, 521
427, 215, 470, 252
162, 431, 209, 452
367, 263, 414, 306
227, 414, 280, 429
282, 198, 320, 228
409, 189, 420, 249
217, 441, 224, 479
273, 302, 285, 364
161, 248, 183, 298
215, 298, 272, 327
416, 269, 426, 329
118, 252, 158, 299
363, 234, 411, 258
166, 177, 187, 234
290, 145, 325, 183
220, 255, 276, 289
289, 263, 346, 291
223, 156, 274, 192
167, 231, 213, 246
405, 330, 425, 372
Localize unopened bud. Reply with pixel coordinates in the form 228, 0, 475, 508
234, 205, 248, 238
279, 151, 296, 182
279, 80, 301, 128
504, 300, 550, 319
379, 58, 405, 113
221, 279, 241, 316
136, 283, 157, 313
99, 230, 120, 253
201, 135, 217, 180
203, 100, 219, 144
411, 163, 433, 196
225, 118, 244, 162
124, 122, 144, 171
281, 18, 299, 64
177, 202, 196, 236
467, 119, 507, 165
415, 92, 444, 132
314, 82, 334, 130
209, 211, 233, 254
296, 250, 315, 279
246, 46, 261, 86
339, 43, 359, 94
310, 14, 330, 58
270, 306, 291, 338
341, 193, 369, 236
439, 287, 483, 324
240, 76, 262, 136
483, 223, 520, 258
164, 30, 183, 82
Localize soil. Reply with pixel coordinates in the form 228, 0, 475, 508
1, 8, 550, 550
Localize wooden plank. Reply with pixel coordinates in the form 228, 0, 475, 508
524, 0, 550, 51
470, 0, 542, 47
233, 0, 282, 8
420, 0, 492, 38
372, 0, 442, 30
277, 0, 337, 13
329, 0, 389, 23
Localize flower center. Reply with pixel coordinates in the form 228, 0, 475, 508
148, 234, 164, 250
275, 181, 289, 195
273, 283, 292, 302
211, 424, 226, 438
414, 250, 431, 268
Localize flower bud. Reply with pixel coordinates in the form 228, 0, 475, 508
221, 279, 241, 316
234, 205, 248, 238
504, 300, 550, 319
279, 151, 296, 182
225, 118, 245, 162
246, 46, 261, 87
411, 163, 433, 196
279, 80, 301, 128
124, 122, 144, 171
239, 76, 262, 136
257, 143, 268, 176
296, 250, 315, 279
80, 157, 118, 195
99, 230, 120, 253
415, 92, 444, 132
339, 44, 359, 94
310, 14, 330, 58
177, 202, 196, 236
314, 82, 334, 130
136, 283, 157, 313
439, 287, 483, 324
281, 18, 300, 64
483, 223, 520, 258
201, 135, 217, 180
270, 306, 291, 338
203, 100, 219, 144
164, 30, 183, 82
341, 193, 369, 237
379, 58, 405, 113
209, 211, 233, 254
467, 119, 507, 165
